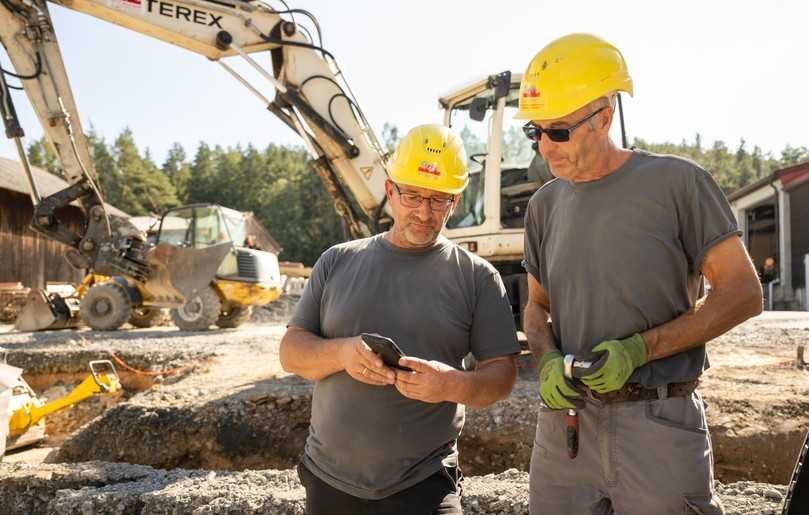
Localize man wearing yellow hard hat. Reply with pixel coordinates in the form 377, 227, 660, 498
280, 124, 520, 514
518, 33, 762, 514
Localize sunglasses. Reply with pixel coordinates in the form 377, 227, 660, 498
522, 106, 608, 143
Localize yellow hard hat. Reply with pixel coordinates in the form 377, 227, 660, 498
515, 33, 633, 121
388, 124, 468, 195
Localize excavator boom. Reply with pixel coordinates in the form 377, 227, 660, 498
2, 0, 385, 330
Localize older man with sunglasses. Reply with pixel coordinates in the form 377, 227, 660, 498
280, 124, 520, 515
517, 34, 763, 514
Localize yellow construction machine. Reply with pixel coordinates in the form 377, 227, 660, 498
15, 204, 283, 331
155, 204, 283, 330
2, 358, 121, 454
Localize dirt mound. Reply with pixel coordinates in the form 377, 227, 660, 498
54, 378, 312, 470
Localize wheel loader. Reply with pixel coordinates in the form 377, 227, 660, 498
155, 204, 283, 331
15, 205, 282, 332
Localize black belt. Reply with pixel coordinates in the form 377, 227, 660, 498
587, 379, 699, 404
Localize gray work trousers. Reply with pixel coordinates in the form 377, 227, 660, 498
529, 391, 724, 514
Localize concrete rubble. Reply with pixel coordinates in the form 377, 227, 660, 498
0, 462, 789, 515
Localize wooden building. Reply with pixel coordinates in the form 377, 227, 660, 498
729, 161, 809, 310
0, 157, 128, 289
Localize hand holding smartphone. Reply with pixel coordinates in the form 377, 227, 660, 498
360, 333, 413, 372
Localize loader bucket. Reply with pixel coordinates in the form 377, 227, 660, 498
142, 242, 232, 304
14, 290, 79, 332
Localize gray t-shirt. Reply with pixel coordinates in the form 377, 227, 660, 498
523, 150, 740, 386
290, 234, 519, 499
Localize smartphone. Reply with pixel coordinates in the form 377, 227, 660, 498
360, 333, 412, 371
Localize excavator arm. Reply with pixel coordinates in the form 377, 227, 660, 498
0, 0, 391, 247
0, 0, 155, 282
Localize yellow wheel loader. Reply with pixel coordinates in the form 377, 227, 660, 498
16, 204, 283, 332
156, 204, 283, 331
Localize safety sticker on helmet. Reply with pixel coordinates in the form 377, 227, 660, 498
417, 161, 440, 176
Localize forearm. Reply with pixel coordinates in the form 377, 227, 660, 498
523, 300, 557, 361
279, 328, 349, 381
445, 357, 517, 409
642, 282, 762, 361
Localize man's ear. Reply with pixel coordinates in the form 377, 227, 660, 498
384, 179, 395, 202
598, 107, 614, 133
446, 192, 462, 218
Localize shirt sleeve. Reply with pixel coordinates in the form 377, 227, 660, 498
287, 248, 336, 334
680, 167, 742, 273
522, 200, 543, 282
469, 271, 520, 361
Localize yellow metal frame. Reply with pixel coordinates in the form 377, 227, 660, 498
8, 361, 121, 436
214, 280, 281, 307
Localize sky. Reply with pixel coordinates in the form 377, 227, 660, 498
0, 0, 806, 165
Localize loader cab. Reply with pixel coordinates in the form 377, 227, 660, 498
156, 204, 245, 249
156, 204, 281, 287
440, 72, 551, 262
439, 72, 552, 335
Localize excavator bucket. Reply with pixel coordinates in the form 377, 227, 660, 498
13, 290, 80, 332
142, 242, 232, 303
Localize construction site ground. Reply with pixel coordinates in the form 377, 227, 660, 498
0, 302, 806, 514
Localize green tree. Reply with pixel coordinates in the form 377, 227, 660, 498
110, 129, 177, 215
162, 142, 192, 203
26, 137, 62, 177
780, 145, 809, 166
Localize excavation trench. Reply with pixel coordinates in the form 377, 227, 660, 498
22, 367, 804, 486
1, 314, 806, 490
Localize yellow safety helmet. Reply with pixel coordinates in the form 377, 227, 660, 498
515, 33, 633, 121
388, 124, 468, 195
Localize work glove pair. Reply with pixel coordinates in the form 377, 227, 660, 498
537, 334, 648, 410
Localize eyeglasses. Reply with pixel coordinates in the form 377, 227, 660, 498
392, 183, 454, 212
522, 106, 607, 143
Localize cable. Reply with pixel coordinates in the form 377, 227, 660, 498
0, 0, 26, 18
259, 34, 334, 61
273, 0, 295, 26
109, 350, 194, 377
0, 51, 41, 80
297, 24, 314, 45
327, 93, 361, 137
299, 75, 362, 139
260, 6, 324, 53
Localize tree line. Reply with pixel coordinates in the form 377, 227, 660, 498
25, 126, 808, 265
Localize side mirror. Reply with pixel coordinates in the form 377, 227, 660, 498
489, 71, 511, 100
469, 98, 488, 122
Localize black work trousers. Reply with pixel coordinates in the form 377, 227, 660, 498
297, 461, 463, 515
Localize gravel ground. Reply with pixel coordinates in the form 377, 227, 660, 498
0, 462, 792, 514
0, 310, 806, 513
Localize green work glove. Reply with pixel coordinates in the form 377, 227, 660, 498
581, 334, 648, 393
538, 350, 583, 410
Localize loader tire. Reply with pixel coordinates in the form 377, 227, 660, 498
80, 282, 131, 331
129, 307, 163, 328
171, 286, 221, 331
215, 306, 252, 329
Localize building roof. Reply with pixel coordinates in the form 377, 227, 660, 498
728, 160, 809, 202
0, 157, 128, 217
